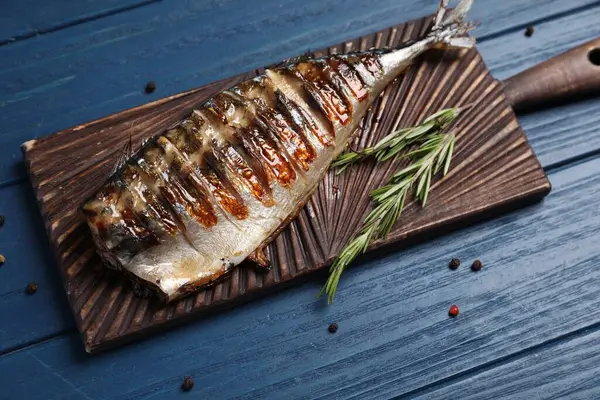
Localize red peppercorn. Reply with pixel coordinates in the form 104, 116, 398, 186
448, 305, 459, 318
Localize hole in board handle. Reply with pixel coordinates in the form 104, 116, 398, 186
589, 48, 600, 66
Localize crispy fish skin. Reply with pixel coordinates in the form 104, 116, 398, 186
81, 0, 475, 303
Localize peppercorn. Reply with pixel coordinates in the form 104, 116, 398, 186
181, 376, 194, 391
25, 282, 38, 294
471, 259, 483, 272
448, 258, 460, 270
0, 215, 5, 227
525, 25, 534, 37
144, 81, 156, 94
448, 305, 459, 318
0, 254, 4, 266
328, 322, 338, 333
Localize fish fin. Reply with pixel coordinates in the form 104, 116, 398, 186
247, 247, 272, 271
430, 0, 477, 50
111, 135, 133, 175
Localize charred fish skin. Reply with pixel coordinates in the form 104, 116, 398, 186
81, 0, 475, 303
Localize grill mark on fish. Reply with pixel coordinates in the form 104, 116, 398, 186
252, 109, 311, 173
156, 137, 218, 228
203, 168, 249, 219
121, 164, 178, 237
293, 60, 352, 127
274, 86, 333, 148
212, 92, 298, 188
342, 53, 382, 87
225, 89, 307, 178
211, 140, 274, 206
199, 109, 274, 205
236, 78, 318, 171
135, 146, 206, 238
267, 69, 335, 145
327, 56, 369, 101
164, 126, 248, 221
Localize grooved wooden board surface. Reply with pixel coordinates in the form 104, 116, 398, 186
21, 13, 550, 353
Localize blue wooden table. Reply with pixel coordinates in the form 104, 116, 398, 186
2, 1, 600, 398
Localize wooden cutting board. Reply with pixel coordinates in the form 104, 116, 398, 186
21, 13, 551, 353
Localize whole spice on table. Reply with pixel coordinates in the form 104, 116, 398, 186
448, 258, 461, 270
525, 25, 534, 37
25, 282, 38, 294
448, 305, 459, 318
0, 215, 5, 227
181, 376, 194, 391
144, 81, 156, 94
0, 254, 5, 265
471, 259, 483, 272
328, 322, 339, 333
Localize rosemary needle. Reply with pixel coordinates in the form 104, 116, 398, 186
331, 107, 463, 174
321, 106, 464, 303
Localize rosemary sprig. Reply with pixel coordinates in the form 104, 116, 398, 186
321, 107, 463, 304
331, 107, 461, 174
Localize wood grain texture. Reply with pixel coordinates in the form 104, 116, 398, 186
1, 0, 596, 184
504, 38, 600, 112
4, 0, 600, 355
0, 0, 599, 398
0, 0, 158, 45
414, 326, 600, 399
0, 184, 74, 353
21, 15, 550, 353
2, 154, 600, 399
479, 5, 600, 169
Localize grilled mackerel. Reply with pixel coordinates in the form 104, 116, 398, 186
81, 0, 475, 303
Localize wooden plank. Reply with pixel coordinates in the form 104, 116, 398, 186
0, 183, 76, 353
0, 0, 157, 45
1, 2, 599, 353
21, 13, 550, 353
478, 5, 600, 168
1, 154, 599, 398
413, 327, 600, 399
0, 0, 597, 183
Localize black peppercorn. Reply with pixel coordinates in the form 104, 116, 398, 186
145, 81, 156, 94
181, 376, 194, 391
328, 322, 338, 333
525, 25, 534, 37
448, 258, 460, 270
0, 215, 5, 227
471, 259, 483, 272
25, 282, 38, 294
0, 254, 4, 265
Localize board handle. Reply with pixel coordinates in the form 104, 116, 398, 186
503, 37, 600, 112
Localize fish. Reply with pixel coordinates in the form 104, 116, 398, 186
81, 0, 476, 303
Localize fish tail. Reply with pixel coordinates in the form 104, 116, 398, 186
429, 0, 477, 49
